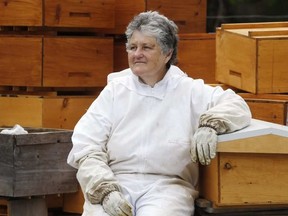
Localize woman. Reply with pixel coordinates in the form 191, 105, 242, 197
67, 11, 251, 216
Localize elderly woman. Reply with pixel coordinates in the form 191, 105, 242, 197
67, 11, 251, 216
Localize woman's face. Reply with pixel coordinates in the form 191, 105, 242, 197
126, 30, 172, 87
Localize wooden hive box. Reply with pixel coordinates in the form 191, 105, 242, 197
178, 33, 216, 84
0, 0, 42, 26
44, 0, 115, 28
0, 127, 77, 197
43, 36, 113, 87
238, 93, 288, 125
97, 0, 146, 35
0, 95, 96, 129
199, 119, 288, 214
216, 22, 288, 94
146, 0, 207, 33
0, 36, 42, 87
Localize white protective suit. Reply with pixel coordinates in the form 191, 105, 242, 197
67, 65, 251, 216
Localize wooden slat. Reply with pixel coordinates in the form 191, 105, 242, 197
221, 21, 288, 30
249, 29, 288, 38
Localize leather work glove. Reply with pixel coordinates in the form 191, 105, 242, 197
191, 126, 218, 165
102, 191, 133, 216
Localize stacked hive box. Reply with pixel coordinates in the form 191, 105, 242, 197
178, 33, 216, 84
0, 0, 116, 214
0, 127, 78, 216
238, 93, 288, 126
0, 0, 210, 215
198, 119, 288, 215
216, 22, 288, 126
194, 21, 288, 216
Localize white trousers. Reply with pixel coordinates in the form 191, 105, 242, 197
82, 174, 197, 216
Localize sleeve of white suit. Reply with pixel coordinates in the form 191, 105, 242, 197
67, 85, 120, 204
190, 85, 252, 165
199, 86, 252, 134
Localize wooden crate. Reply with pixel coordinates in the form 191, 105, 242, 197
0, 127, 77, 197
146, 0, 207, 33
98, 0, 146, 35
0, 36, 42, 87
216, 22, 288, 94
238, 93, 288, 125
199, 119, 288, 213
0, 96, 96, 129
0, 0, 42, 26
178, 33, 217, 84
43, 37, 113, 87
44, 0, 115, 28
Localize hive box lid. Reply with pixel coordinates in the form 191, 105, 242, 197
219, 22, 288, 39
217, 119, 288, 154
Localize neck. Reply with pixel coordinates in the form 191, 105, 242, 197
139, 67, 168, 87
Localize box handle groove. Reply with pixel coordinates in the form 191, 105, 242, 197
229, 70, 242, 78
68, 72, 92, 78
69, 12, 91, 18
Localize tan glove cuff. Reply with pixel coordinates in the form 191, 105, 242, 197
87, 183, 119, 204
199, 114, 229, 134
198, 124, 218, 133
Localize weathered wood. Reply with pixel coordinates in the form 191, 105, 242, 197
0, 128, 78, 197
8, 198, 48, 216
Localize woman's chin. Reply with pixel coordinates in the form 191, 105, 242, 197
131, 67, 147, 76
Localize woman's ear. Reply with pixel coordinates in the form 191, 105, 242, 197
165, 50, 173, 64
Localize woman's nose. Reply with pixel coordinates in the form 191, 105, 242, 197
134, 47, 144, 57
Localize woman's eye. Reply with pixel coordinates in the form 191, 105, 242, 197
129, 46, 136, 50
143, 46, 152, 50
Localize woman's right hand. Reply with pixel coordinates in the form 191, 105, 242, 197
102, 191, 133, 216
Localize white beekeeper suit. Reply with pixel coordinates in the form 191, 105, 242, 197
67, 65, 251, 216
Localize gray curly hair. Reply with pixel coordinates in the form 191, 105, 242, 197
125, 11, 179, 69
